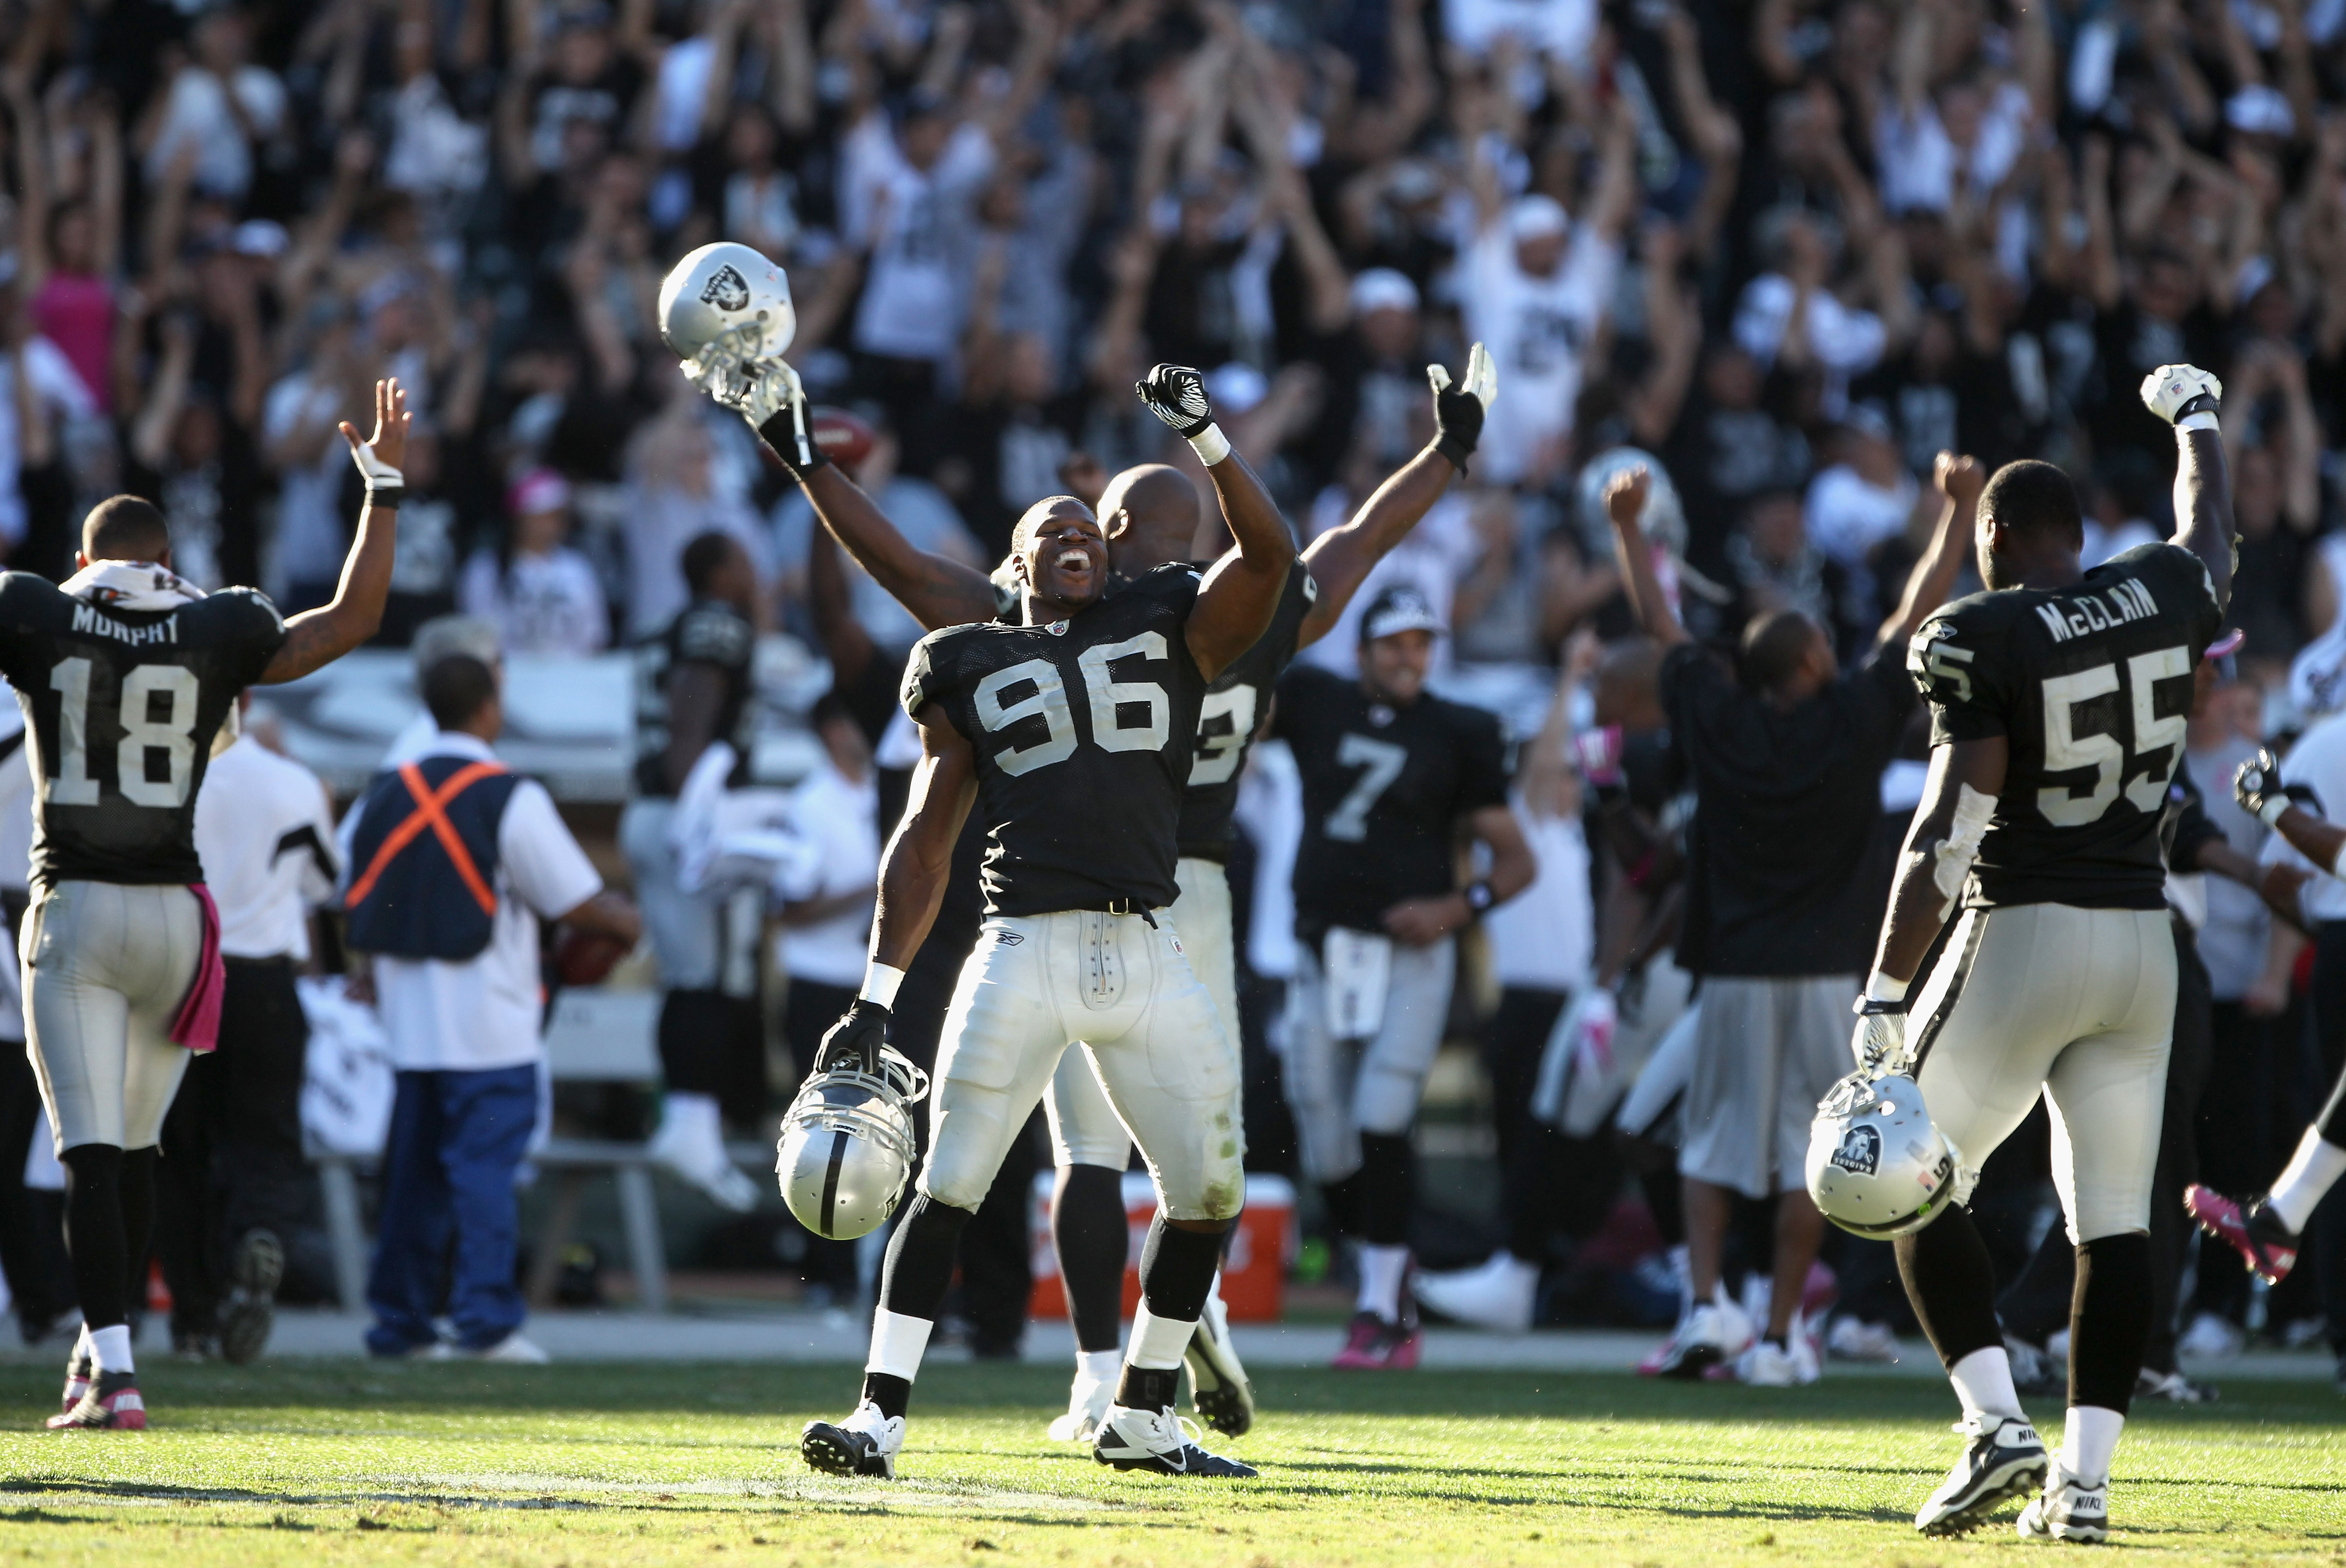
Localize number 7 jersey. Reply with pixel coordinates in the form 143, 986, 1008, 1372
1909, 541, 2224, 911
0, 574, 288, 890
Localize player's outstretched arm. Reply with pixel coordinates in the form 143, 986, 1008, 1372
2141, 363, 2235, 610
1297, 344, 1498, 650
1878, 452, 1980, 646
1137, 365, 1295, 682
1867, 736, 2008, 990
868, 707, 979, 972
2237, 748, 2346, 875
1602, 464, 1689, 649
258, 378, 409, 685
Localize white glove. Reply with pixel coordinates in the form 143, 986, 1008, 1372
345, 435, 404, 500
1426, 341, 1497, 410
2140, 364, 2222, 428
1850, 1001, 1908, 1076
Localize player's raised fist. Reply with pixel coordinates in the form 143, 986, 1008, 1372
1136, 364, 1214, 437
339, 378, 410, 500
2140, 363, 2222, 426
816, 997, 890, 1078
1934, 452, 1984, 503
1427, 341, 1496, 471
1603, 464, 1652, 529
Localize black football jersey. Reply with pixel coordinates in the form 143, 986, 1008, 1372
1179, 562, 1317, 861
903, 562, 1207, 916
0, 574, 287, 890
1273, 663, 1510, 940
1910, 541, 2225, 910
635, 598, 756, 797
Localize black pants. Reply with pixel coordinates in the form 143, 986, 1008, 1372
2299, 925, 2346, 1353
2190, 999, 2281, 1323
1999, 919, 2212, 1373
156, 957, 313, 1339
0, 1050, 72, 1339
1482, 987, 1619, 1262
780, 976, 860, 1295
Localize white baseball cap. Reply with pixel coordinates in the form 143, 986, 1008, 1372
1350, 268, 1420, 318
1509, 195, 1569, 242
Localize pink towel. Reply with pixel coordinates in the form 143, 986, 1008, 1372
170, 884, 226, 1054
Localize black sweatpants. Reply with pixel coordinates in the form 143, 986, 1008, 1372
156, 957, 313, 1339
2190, 999, 2280, 1323
2299, 924, 2346, 1354
1482, 987, 1620, 1261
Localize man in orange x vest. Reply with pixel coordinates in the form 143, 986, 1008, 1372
342, 655, 639, 1361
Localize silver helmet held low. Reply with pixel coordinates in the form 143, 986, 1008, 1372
776, 1046, 928, 1240
658, 241, 797, 367
1805, 1070, 1958, 1239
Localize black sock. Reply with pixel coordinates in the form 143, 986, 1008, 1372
60, 1144, 129, 1330
1137, 1214, 1231, 1324
859, 1373, 911, 1421
2071, 1233, 2153, 1415
877, 1193, 973, 1320
1052, 1164, 1128, 1354
1357, 1131, 1415, 1248
1320, 1170, 1364, 1238
1893, 1205, 2004, 1370
1115, 1363, 1181, 1412
120, 1146, 157, 1308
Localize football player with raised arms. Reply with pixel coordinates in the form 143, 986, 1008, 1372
1829, 365, 2232, 1540
23, 380, 412, 1427
787, 364, 1290, 1480
665, 239, 1497, 1442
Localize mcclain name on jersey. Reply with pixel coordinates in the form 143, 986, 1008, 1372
2031, 576, 2160, 643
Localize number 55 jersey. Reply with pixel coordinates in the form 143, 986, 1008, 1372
0, 573, 287, 890
1910, 541, 2224, 911
902, 562, 1207, 917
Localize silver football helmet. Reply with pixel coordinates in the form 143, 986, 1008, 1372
776, 1045, 929, 1240
1806, 1070, 1959, 1239
659, 241, 796, 364
1577, 446, 1686, 555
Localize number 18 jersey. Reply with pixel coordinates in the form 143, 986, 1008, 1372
903, 563, 1207, 917
1910, 542, 2224, 911
0, 573, 287, 890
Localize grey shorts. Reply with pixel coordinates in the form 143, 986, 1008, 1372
1678, 973, 1856, 1199
23, 880, 202, 1153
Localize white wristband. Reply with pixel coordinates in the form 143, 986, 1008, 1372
859, 961, 906, 1010
1864, 971, 1909, 1004
2178, 411, 2219, 432
1186, 423, 1231, 465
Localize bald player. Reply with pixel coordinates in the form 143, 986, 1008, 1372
733, 349, 1496, 1440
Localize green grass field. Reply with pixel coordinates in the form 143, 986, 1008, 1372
0, 1360, 2336, 1566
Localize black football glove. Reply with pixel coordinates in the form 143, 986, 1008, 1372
2235, 748, 2321, 828
1427, 342, 1497, 473
1136, 364, 1214, 438
755, 393, 829, 481
816, 998, 889, 1076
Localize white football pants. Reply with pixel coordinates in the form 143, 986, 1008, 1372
23, 880, 201, 1153
1908, 903, 2174, 1242
1045, 856, 1237, 1172
920, 903, 1244, 1223
1280, 933, 1456, 1184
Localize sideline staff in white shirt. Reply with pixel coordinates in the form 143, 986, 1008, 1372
342, 657, 640, 1360
156, 700, 342, 1359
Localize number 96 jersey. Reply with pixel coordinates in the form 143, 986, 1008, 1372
1909, 541, 2223, 911
0, 574, 288, 891
902, 562, 1207, 918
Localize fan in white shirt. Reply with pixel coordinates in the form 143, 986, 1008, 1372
457, 471, 610, 656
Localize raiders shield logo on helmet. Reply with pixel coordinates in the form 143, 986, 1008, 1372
700, 264, 751, 312
1830, 1122, 1882, 1176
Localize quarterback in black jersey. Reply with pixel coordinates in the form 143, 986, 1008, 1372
1273, 585, 1533, 1369
788, 366, 1292, 1482
1845, 365, 2234, 1543
714, 340, 1497, 1441
14, 379, 412, 1430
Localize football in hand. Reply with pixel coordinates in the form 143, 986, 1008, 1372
554, 927, 634, 987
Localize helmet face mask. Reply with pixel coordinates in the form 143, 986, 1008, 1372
1806, 1071, 1959, 1240
659, 242, 797, 369
776, 1047, 929, 1240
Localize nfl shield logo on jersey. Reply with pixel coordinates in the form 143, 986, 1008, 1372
1830, 1122, 1882, 1176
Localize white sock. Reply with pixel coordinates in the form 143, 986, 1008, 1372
662, 1091, 720, 1143
1356, 1244, 1409, 1323
2060, 1406, 2125, 1486
1125, 1304, 1195, 1372
89, 1323, 134, 1376
864, 1309, 932, 1383
1076, 1348, 1121, 1383
1948, 1345, 2025, 1421
2267, 1128, 2346, 1233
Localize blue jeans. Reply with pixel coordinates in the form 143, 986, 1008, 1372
365, 1064, 538, 1356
